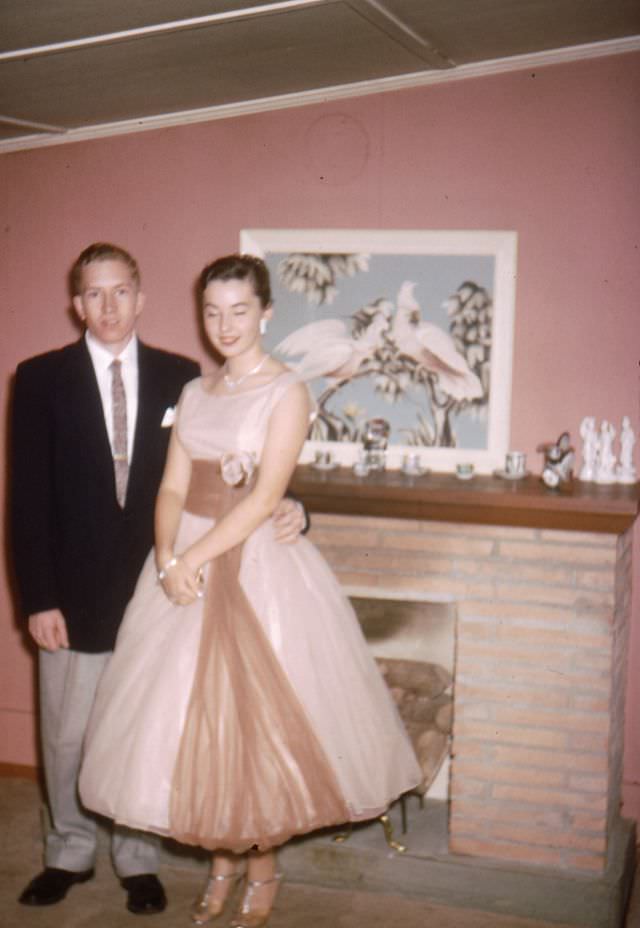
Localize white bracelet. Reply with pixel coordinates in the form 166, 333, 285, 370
157, 556, 179, 582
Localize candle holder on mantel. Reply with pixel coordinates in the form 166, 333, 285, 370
362, 418, 390, 472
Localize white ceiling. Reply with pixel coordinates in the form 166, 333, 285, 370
1, 0, 639, 154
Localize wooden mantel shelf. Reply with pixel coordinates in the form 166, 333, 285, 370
290, 465, 640, 534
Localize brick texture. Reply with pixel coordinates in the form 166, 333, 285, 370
307, 515, 628, 875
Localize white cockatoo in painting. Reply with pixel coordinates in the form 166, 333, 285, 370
391, 281, 483, 403
275, 305, 392, 383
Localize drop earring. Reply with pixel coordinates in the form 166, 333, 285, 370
259, 317, 268, 335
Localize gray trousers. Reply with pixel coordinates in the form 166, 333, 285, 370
39, 648, 159, 877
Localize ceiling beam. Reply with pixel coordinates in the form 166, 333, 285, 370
0, 0, 330, 61
0, 114, 66, 133
347, 0, 454, 69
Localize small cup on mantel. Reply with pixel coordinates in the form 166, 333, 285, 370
504, 450, 527, 478
353, 449, 370, 477
455, 462, 474, 480
401, 453, 422, 476
312, 450, 333, 470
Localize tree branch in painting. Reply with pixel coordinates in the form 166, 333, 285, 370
277, 252, 370, 305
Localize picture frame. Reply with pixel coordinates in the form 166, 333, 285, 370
241, 228, 517, 474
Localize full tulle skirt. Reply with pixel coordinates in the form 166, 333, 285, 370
80, 510, 420, 848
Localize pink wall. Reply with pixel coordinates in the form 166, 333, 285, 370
1, 51, 639, 812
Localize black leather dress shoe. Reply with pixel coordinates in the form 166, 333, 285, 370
121, 873, 167, 914
19, 866, 95, 905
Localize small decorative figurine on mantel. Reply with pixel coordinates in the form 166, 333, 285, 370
539, 431, 575, 488
579, 415, 637, 484
617, 416, 637, 484
579, 416, 598, 482
595, 420, 617, 484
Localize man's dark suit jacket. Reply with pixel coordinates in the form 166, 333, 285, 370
11, 338, 200, 653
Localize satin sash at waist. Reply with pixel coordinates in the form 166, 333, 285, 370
169, 456, 349, 852
184, 459, 242, 520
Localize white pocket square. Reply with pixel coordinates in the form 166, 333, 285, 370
161, 406, 176, 427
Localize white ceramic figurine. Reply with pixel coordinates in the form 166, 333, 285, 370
595, 420, 617, 484
579, 416, 598, 482
617, 416, 637, 484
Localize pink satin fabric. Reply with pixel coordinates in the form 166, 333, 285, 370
169, 460, 350, 852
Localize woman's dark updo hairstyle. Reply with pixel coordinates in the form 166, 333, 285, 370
199, 254, 272, 308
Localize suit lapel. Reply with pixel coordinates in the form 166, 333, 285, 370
64, 340, 114, 471
127, 342, 162, 505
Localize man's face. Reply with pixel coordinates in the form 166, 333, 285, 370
73, 259, 144, 355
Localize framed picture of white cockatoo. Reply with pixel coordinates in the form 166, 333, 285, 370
240, 229, 517, 474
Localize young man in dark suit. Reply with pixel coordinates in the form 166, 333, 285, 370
10, 243, 304, 914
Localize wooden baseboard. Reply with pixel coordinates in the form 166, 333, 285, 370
0, 762, 40, 781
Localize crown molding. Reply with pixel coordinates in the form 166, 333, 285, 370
2, 35, 639, 155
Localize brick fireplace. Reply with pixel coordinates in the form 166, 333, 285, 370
291, 466, 640, 877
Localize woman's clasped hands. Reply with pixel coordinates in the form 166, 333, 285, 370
157, 554, 204, 605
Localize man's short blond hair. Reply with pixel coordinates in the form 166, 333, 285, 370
70, 243, 140, 295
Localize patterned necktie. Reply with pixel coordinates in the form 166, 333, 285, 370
110, 359, 128, 507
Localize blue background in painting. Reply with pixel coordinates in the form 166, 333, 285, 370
263, 252, 495, 449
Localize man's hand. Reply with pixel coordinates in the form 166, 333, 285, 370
28, 609, 69, 652
272, 498, 306, 544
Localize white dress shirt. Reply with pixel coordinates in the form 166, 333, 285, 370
85, 332, 139, 462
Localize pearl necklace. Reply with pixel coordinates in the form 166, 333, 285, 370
223, 354, 269, 389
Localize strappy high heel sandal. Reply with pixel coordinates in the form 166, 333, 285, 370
230, 872, 282, 928
190, 870, 240, 925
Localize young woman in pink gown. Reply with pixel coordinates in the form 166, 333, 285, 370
79, 254, 420, 927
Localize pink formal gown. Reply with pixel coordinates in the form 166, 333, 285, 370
80, 372, 421, 852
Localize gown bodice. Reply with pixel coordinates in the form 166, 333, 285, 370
177, 371, 300, 462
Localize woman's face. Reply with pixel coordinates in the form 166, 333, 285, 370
202, 278, 271, 359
